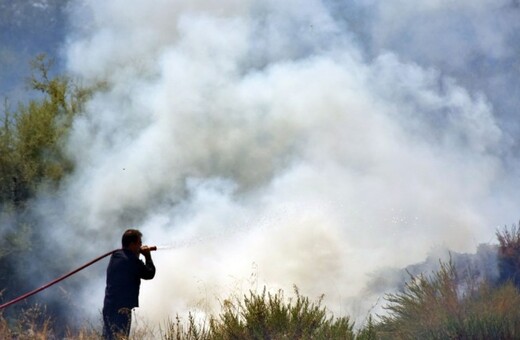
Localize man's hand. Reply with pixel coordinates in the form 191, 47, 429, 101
140, 245, 153, 258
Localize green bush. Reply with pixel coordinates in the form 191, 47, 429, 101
0, 55, 91, 206
378, 259, 520, 339
0, 55, 94, 326
163, 287, 358, 340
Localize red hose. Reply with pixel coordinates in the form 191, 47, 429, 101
0, 249, 118, 310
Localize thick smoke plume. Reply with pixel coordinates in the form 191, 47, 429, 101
22, 0, 520, 327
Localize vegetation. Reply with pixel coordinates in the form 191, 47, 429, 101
0, 54, 93, 327
154, 235, 520, 340
496, 224, 520, 288
162, 287, 363, 340
2, 260, 520, 340
0, 287, 373, 340
378, 261, 520, 339
0, 54, 91, 206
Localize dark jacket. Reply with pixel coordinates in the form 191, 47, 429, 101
103, 249, 156, 310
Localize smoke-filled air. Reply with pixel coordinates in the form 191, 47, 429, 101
4, 0, 520, 330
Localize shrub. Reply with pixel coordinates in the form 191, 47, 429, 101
162, 313, 211, 340
0, 54, 94, 207
378, 259, 520, 339
211, 286, 355, 339
496, 223, 520, 288
0, 304, 54, 339
162, 286, 357, 340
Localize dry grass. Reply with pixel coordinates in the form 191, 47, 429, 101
5, 226, 520, 339
378, 258, 520, 340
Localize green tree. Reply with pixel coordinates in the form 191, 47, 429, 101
0, 55, 93, 320
0, 100, 18, 205
0, 54, 91, 206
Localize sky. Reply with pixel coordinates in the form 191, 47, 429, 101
0, 0, 67, 103
3, 0, 520, 330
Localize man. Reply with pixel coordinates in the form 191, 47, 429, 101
102, 229, 156, 339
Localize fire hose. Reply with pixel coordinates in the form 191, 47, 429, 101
0, 246, 156, 310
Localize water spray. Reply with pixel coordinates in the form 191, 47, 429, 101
0, 246, 157, 310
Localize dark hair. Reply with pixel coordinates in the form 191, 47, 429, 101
122, 229, 142, 248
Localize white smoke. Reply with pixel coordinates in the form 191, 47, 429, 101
47, 0, 520, 328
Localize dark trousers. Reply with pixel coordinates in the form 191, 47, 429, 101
102, 306, 132, 340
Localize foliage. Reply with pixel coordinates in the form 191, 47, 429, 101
496, 223, 520, 287
162, 313, 211, 340
0, 304, 54, 339
0, 54, 92, 250
162, 287, 358, 340
378, 259, 520, 339
0, 54, 91, 206
0, 300, 101, 339
213, 286, 354, 339
0, 55, 94, 326
0, 287, 364, 340
355, 315, 377, 340
2, 269, 520, 339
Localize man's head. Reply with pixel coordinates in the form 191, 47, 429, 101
122, 229, 142, 255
